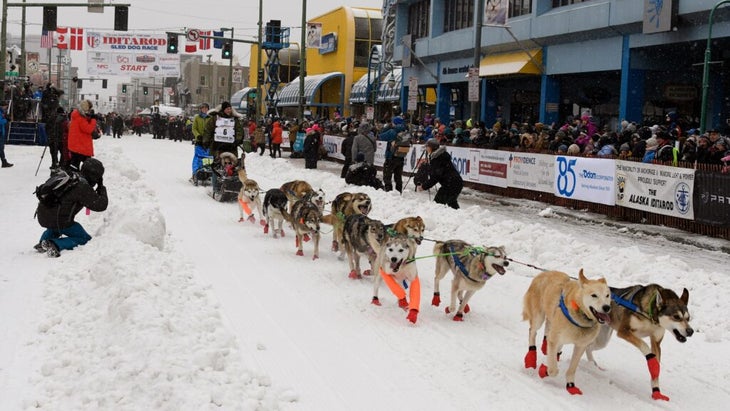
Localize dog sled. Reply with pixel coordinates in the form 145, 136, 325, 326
192, 156, 214, 186
209, 152, 244, 202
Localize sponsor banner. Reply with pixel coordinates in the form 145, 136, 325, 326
554, 156, 615, 205
507, 152, 555, 193
87, 52, 180, 77
692, 171, 730, 227
615, 161, 694, 220
463, 148, 509, 188
86, 31, 168, 53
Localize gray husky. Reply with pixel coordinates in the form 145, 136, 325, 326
341, 214, 385, 279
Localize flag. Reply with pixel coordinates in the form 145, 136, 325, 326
199, 30, 212, 50
56, 27, 84, 50
40, 29, 54, 49
213, 30, 224, 49
185, 37, 197, 53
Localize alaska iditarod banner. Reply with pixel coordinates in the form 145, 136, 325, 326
615, 160, 694, 219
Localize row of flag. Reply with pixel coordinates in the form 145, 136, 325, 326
40, 28, 226, 53
41, 28, 84, 50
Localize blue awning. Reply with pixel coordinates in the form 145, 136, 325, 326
277, 72, 344, 107
349, 67, 402, 104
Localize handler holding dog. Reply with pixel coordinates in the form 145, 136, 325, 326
416, 139, 463, 209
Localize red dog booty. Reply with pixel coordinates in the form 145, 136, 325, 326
652, 388, 669, 401
407, 309, 418, 324
566, 383, 582, 395
524, 346, 537, 369
646, 354, 660, 380
431, 292, 441, 306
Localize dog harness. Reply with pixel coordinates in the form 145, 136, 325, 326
559, 293, 593, 329
449, 245, 493, 283
611, 286, 657, 323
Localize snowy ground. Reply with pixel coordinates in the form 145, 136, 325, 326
1, 134, 729, 410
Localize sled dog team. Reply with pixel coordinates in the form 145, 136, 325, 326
235, 177, 694, 401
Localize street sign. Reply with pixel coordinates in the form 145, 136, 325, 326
186, 29, 200, 42
468, 67, 480, 102
366, 106, 374, 120
407, 76, 418, 111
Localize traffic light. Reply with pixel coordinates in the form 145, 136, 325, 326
102, 79, 108, 89
257, 69, 264, 84
42, 6, 57, 31
114, 6, 129, 31
166, 33, 178, 54
76, 79, 83, 89
143, 87, 149, 95
122, 84, 127, 94
222, 41, 232, 59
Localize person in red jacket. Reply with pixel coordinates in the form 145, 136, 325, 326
270, 120, 283, 158
67, 99, 98, 171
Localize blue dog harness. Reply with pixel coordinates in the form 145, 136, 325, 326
559, 293, 593, 329
449, 245, 493, 283
611, 286, 656, 322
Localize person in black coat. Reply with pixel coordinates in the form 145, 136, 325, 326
303, 127, 320, 169
417, 139, 463, 209
340, 128, 355, 178
34, 158, 109, 257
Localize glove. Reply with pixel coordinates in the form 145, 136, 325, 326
96, 177, 103, 187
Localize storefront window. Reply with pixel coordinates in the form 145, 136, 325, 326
444, 0, 474, 33
509, 0, 532, 17
552, 0, 587, 7
408, 0, 431, 40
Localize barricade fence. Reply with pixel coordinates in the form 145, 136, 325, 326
318, 134, 730, 240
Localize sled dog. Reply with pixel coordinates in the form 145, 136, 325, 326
280, 180, 325, 212
238, 179, 264, 225
289, 195, 322, 259
262, 188, 290, 238
341, 214, 384, 279
371, 233, 421, 324
386, 216, 425, 245
431, 240, 508, 321
585, 284, 693, 401
322, 192, 372, 252
522, 269, 612, 396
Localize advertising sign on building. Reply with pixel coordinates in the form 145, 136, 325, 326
407, 77, 418, 111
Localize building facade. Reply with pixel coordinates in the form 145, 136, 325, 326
391, 0, 730, 132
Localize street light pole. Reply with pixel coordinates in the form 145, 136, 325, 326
1, 0, 9, 101
256, 0, 263, 121
222, 27, 234, 101
299, 0, 307, 122
471, 0, 484, 123
700, 0, 730, 134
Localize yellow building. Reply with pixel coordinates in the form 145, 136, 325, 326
250, 6, 382, 119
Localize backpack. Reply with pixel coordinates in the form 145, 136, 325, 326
392, 132, 412, 158
34, 169, 79, 207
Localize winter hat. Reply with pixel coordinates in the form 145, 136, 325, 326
567, 144, 580, 155
619, 143, 631, 152
81, 158, 105, 186
646, 137, 659, 150
425, 138, 440, 149
220, 101, 232, 111
470, 128, 479, 137
558, 144, 568, 153
357, 122, 371, 135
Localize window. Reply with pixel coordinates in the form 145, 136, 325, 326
444, 0, 473, 33
552, 0, 586, 7
199, 75, 207, 87
509, 0, 532, 18
219, 76, 226, 87
354, 13, 382, 67
408, 0, 430, 40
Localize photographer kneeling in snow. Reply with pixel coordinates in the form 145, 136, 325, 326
416, 139, 463, 209
34, 158, 109, 257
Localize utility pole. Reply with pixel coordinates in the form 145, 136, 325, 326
256, 0, 263, 121
1, 0, 9, 101
471, 0, 484, 123
299, 0, 307, 122
20, 0, 26, 76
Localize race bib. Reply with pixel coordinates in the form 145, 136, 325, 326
214, 117, 235, 143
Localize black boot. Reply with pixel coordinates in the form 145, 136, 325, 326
1, 160, 12, 168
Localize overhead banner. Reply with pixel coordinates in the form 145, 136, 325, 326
87, 52, 180, 77
615, 161, 694, 220
485, 0, 508, 26
86, 31, 168, 53
306, 23, 322, 49
554, 156, 615, 205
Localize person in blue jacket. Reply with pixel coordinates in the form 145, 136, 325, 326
0, 103, 12, 168
378, 117, 407, 192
